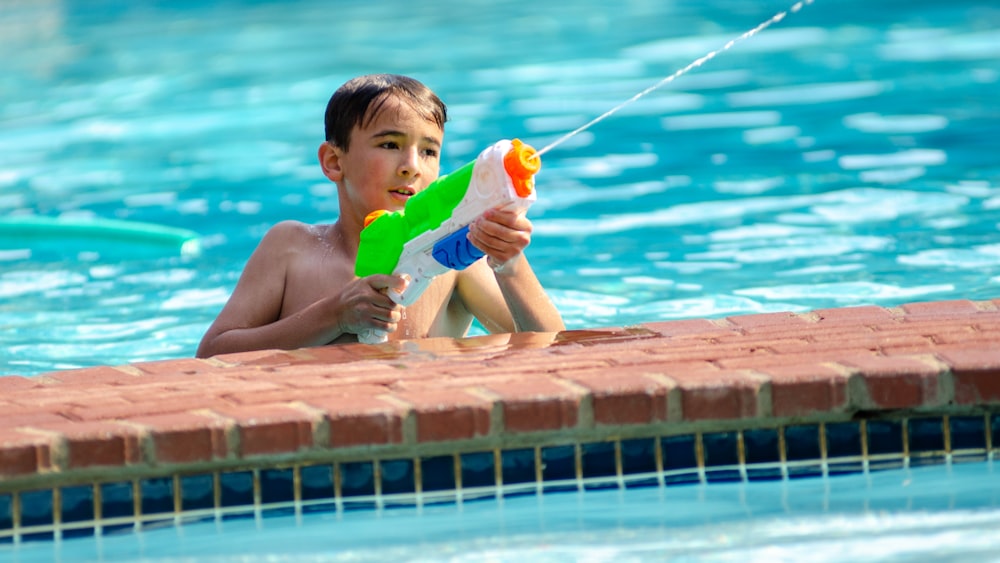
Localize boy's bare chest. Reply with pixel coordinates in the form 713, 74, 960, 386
282, 245, 465, 340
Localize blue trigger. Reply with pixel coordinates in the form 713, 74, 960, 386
432, 225, 485, 270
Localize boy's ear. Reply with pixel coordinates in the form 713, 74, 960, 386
318, 141, 344, 182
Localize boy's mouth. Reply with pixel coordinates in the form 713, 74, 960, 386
389, 186, 416, 203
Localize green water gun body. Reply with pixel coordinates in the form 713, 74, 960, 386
354, 138, 541, 343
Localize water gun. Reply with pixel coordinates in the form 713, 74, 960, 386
354, 138, 541, 343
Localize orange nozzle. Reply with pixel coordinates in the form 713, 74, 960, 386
503, 138, 540, 198
363, 209, 389, 228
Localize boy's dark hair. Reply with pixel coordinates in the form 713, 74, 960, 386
324, 74, 448, 150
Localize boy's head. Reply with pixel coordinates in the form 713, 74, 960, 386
324, 74, 448, 151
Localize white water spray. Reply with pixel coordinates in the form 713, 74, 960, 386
533, 0, 816, 158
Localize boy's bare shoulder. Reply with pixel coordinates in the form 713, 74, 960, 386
260, 220, 332, 247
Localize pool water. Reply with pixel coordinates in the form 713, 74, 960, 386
1, 0, 999, 375
4, 461, 1000, 561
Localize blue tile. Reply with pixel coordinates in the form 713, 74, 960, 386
701, 432, 743, 483
745, 467, 784, 481
703, 432, 739, 467
300, 465, 334, 501
180, 474, 214, 512
20, 489, 54, 528
908, 417, 945, 454
260, 468, 295, 505
421, 456, 456, 493
99, 482, 134, 520
501, 448, 536, 486
867, 420, 904, 456
460, 452, 496, 489
991, 414, 1000, 446
540, 445, 577, 492
140, 477, 175, 516
219, 471, 254, 508
621, 438, 659, 488
951, 415, 987, 450
380, 459, 415, 495
661, 435, 697, 471
541, 445, 576, 482
826, 422, 863, 458
581, 442, 617, 479
340, 462, 375, 498
744, 429, 780, 464
785, 425, 821, 461
60, 485, 94, 524
827, 460, 865, 476
620, 438, 656, 476
661, 435, 699, 484
0, 494, 12, 531
20, 489, 55, 541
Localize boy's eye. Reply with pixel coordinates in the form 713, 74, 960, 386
423, 148, 439, 158
380, 141, 399, 149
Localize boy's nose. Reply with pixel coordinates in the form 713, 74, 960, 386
397, 148, 420, 177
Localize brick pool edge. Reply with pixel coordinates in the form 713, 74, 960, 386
1, 298, 998, 491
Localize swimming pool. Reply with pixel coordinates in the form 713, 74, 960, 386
1, 0, 997, 376
5, 460, 1000, 561
1, 0, 999, 559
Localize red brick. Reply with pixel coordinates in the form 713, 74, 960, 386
0, 429, 54, 476
0, 376, 42, 391
756, 363, 850, 417
504, 331, 563, 350
67, 392, 218, 421
931, 327, 996, 346
807, 331, 932, 353
0, 407, 72, 428
8, 387, 133, 410
222, 383, 388, 405
208, 404, 319, 457
126, 412, 230, 464
726, 311, 811, 332
553, 327, 658, 346
295, 345, 384, 364
718, 347, 882, 371
389, 373, 523, 391
839, 355, 947, 409
158, 373, 286, 395
811, 305, 898, 325
665, 368, 766, 421
26, 420, 142, 470
477, 353, 612, 377
478, 378, 586, 433
642, 341, 776, 364
130, 357, 226, 376
35, 366, 139, 386
211, 349, 308, 367
559, 366, 673, 425
640, 318, 737, 339
392, 389, 493, 442
401, 334, 515, 358
936, 348, 1000, 405
305, 395, 407, 448
900, 299, 982, 318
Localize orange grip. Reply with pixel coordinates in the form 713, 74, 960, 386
363, 209, 388, 228
503, 138, 540, 198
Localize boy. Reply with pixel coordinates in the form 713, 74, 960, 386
196, 74, 564, 357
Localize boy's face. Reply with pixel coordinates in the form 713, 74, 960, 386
332, 98, 443, 221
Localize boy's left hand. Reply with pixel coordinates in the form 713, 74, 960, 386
467, 206, 532, 271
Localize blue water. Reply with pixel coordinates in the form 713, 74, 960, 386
1, 0, 999, 375
4, 461, 1000, 561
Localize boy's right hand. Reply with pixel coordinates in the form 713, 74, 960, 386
336, 274, 409, 337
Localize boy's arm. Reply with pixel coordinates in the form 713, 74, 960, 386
196, 222, 404, 358
458, 207, 564, 334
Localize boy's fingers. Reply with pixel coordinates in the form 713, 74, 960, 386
367, 274, 410, 293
